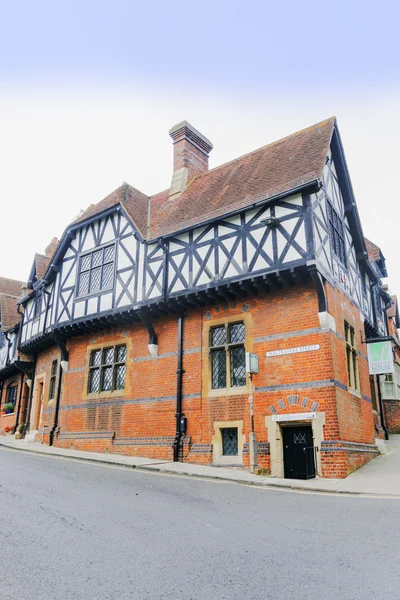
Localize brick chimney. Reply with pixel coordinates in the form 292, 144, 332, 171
169, 121, 213, 198
45, 237, 59, 258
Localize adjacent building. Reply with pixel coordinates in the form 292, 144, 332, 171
0, 276, 26, 433
4, 117, 397, 479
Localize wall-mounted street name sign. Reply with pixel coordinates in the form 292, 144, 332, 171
272, 412, 316, 422
266, 344, 320, 358
367, 341, 394, 375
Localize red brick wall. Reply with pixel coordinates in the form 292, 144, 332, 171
25, 279, 378, 478
0, 374, 22, 435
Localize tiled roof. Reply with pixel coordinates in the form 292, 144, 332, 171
74, 183, 150, 239
0, 277, 25, 297
149, 117, 335, 238
69, 117, 335, 241
0, 295, 21, 331
364, 238, 381, 262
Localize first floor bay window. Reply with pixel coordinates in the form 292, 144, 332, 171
210, 322, 246, 389
88, 345, 127, 394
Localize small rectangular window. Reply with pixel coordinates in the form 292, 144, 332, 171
221, 428, 238, 456
77, 244, 115, 297
210, 322, 246, 389
327, 200, 347, 267
6, 385, 17, 408
345, 321, 359, 391
383, 373, 396, 398
48, 360, 58, 400
88, 345, 127, 394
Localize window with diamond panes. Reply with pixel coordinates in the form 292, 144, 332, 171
327, 201, 347, 267
6, 384, 17, 408
345, 321, 359, 391
48, 360, 57, 400
88, 345, 127, 394
210, 322, 246, 389
77, 244, 115, 297
34, 289, 43, 319
221, 428, 238, 456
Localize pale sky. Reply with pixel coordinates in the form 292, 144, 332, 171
1, 0, 399, 294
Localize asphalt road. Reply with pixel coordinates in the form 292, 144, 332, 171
1, 448, 399, 600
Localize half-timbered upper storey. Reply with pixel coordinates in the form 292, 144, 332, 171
19, 118, 389, 350
0, 277, 25, 378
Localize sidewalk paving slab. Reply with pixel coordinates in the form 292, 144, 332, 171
1, 436, 399, 498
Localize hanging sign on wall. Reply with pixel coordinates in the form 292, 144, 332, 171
367, 341, 394, 375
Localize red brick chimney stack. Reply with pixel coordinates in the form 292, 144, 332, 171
169, 121, 213, 198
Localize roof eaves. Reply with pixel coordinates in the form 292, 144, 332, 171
149, 175, 320, 241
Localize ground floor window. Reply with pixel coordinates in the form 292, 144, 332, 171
221, 427, 238, 456
88, 345, 127, 394
4, 384, 17, 412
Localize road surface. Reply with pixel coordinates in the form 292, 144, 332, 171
1, 447, 399, 599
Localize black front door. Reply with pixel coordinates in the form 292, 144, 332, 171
282, 425, 316, 480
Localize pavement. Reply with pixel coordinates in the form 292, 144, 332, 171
1, 434, 400, 497
1, 446, 400, 600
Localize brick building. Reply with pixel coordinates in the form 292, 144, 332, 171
8, 117, 397, 479
0, 276, 26, 434
381, 294, 400, 433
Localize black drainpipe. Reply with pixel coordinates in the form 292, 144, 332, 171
173, 311, 185, 462
23, 358, 37, 437
0, 380, 4, 410
49, 335, 69, 446
13, 372, 24, 433
376, 375, 389, 440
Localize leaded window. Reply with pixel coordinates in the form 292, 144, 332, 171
48, 360, 57, 401
88, 345, 127, 394
34, 289, 43, 319
6, 384, 17, 408
221, 428, 238, 456
327, 200, 347, 267
345, 321, 359, 391
210, 322, 246, 389
77, 244, 115, 297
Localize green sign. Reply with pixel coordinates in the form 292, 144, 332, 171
367, 341, 394, 375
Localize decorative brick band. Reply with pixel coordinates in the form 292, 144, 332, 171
254, 327, 322, 343
113, 436, 175, 447
320, 440, 379, 454
242, 441, 270, 455
58, 431, 114, 440
189, 444, 213, 454
59, 393, 200, 412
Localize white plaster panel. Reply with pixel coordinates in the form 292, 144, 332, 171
74, 301, 85, 319
117, 246, 133, 270
81, 226, 95, 252
136, 242, 145, 303
100, 293, 113, 312
87, 297, 98, 315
